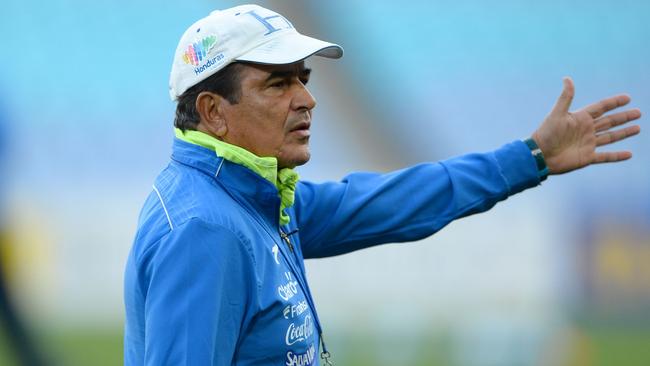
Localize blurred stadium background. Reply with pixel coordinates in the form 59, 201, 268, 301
1, 0, 649, 365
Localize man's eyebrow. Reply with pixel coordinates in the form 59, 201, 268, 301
265, 67, 312, 82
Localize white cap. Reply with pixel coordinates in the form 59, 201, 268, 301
169, 4, 343, 100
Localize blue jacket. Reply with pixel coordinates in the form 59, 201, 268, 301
124, 138, 540, 365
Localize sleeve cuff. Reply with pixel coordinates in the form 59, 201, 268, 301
493, 140, 542, 194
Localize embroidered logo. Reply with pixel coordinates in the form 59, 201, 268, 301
272, 244, 280, 265
182, 35, 217, 66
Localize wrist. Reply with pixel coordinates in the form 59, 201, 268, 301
523, 137, 549, 182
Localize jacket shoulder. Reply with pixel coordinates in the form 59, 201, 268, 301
133, 162, 246, 252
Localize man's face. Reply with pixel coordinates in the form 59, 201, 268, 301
220, 61, 316, 169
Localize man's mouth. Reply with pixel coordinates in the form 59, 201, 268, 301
289, 121, 311, 137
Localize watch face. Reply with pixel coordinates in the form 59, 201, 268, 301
523, 138, 548, 180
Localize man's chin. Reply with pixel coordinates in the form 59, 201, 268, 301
278, 152, 310, 169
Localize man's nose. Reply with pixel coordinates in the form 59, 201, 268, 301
291, 81, 317, 111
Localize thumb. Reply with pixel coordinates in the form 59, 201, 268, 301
551, 77, 575, 114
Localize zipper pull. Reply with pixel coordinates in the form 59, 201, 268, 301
279, 228, 299, 253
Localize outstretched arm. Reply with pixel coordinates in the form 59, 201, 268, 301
532, 77, 642, 174
295, 141, 540, 258
295, 79, 641, 258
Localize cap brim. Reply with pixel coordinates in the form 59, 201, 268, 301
235, 33, 343, 65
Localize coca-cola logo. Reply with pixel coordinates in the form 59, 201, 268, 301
285, 315, 313, 346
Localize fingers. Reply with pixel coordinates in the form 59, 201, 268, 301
594, 108, 642, 132
583, 94, 631, 119
552, 77, 575, 114
593, 151, 633, 164
596, 125, 641, 146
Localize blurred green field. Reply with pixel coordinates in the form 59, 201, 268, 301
0, 324, 648, 365
586, 327, 650, 366
0, 326, 123, 366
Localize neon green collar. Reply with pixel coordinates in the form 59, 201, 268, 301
174, 128, 298, 226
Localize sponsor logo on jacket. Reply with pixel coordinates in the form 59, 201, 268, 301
278, 272, 298, 301
283, 300, 308, 319
285, 315, 313, 346
286, 343, 315, 366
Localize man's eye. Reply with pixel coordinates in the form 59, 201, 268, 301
270, 80, 286, 88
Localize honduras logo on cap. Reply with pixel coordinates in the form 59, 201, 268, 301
182, 35, 218, 66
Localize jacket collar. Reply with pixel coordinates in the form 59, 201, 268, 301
171, 130, 299, 225
171, 138, 282, 219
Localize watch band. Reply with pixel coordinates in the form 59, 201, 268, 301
523, 138, 549, 182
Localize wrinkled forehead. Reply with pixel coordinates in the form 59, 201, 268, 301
239, 60, 311, 82
247, 60, 308, 75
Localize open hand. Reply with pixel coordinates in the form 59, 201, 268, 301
531, 77, 641, 174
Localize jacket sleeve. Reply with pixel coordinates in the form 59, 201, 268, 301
294, 140, 540, 258
140, 218, 256, 365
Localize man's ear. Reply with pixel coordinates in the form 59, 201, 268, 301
196, 91, 228, 138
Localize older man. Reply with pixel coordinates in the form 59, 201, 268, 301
123, 4, 641, 366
